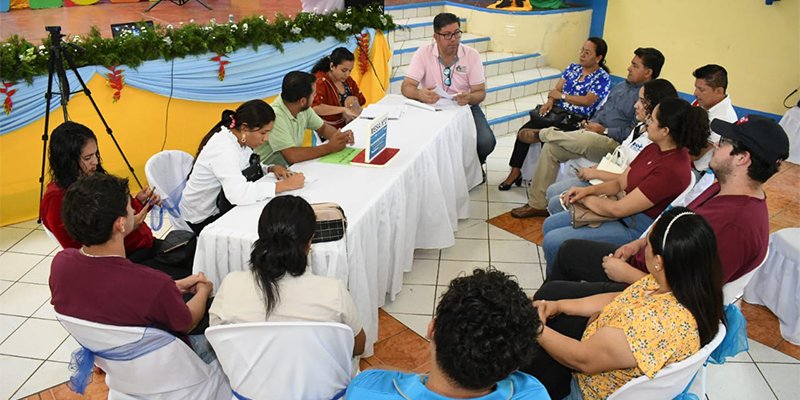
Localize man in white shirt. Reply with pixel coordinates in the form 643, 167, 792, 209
691, 64, 738, 171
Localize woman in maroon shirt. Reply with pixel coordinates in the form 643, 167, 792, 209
40, 121, 190, 278
311, 47, 367, 130
541, 97, 709, 268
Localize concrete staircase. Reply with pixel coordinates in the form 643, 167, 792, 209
385, 4, 562, 137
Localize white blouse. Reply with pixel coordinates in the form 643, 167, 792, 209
180, 127, 276, 224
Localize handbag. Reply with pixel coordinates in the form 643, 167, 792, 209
590, 146, 628, 185
216, 153, 265, 215
569, 192, 625, 228
530, 104, 585, 131
154, 229, 197, 266
311, 202, 347, 243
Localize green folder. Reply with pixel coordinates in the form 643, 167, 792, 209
318, 147, 363, 165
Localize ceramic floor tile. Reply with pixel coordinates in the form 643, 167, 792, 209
391, 313, 432, 339
402, 259, 439, 286
742, 301, 785, 348
706, 362, 776, 400
486, 74, 516, 88
0, 318, 69, 359
0, 314, 26, 344
486, 108, 514, 120
489, 262, 543, 290
8, 231, 59, 256
513, 69, 541, 81
486, 100, 518, 113
0, 228, 32, 252
468, 184, 487, 202
413, 248, 440, 261
18, 256, 54, 285
32, 301, 57, 321
0, 280, 11, 296
775, 341, 800, 360
7, 220, 42, 230
454, 221, 489, 240
486, 171, 510, 186
382, 284, 436, 315
490, 239, 538, 264
485, 51, 515, 61
440, 238, 489, 262
538, 67, 562, 77
13, 361, 71, 399
468, 201, 488, 220
436, 260, 491, 286
371, 329, 430, 371
758, 363, 800, 400
0, 282, 51, 317
377, 309, 409, 342
488, 186, 528, 204
748, 339, 800, 364
0, 355, 42, 400
495, 134, 518, 148
48, 336, 79, 364
0, 252, 45, 281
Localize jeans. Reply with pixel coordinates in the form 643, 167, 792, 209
471, 104, 496, 164
545, 178, 590, 215
542, 210, 653, 274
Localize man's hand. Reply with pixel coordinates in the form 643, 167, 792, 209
176, 273, 211, 294
583, 121, 606, 134
325, 131, 350, 152
419, 87, 440, 104
454, 91, 470, 106
133, 207, 148, 230
341, 129, 355, 145
613, 239, 645, 260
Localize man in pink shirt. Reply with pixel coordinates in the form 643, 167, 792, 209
402, 12, 495, 169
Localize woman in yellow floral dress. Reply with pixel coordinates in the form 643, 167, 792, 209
523, 206, 725, 399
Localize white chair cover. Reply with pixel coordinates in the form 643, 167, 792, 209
743, 228, 800, 344
55, 312, 231, 400
779, 106, 800, 164
608, 322, 726, 399
722, 255, 767, 305
144, 150, 195, 232
205, 321, 355, 400
301, 0, 344, 14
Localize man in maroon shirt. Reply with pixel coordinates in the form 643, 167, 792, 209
50, 173, 212, 336
545, 115, 790, 295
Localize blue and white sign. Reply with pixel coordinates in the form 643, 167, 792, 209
367, 113, 388, 162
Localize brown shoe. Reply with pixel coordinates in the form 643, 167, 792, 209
511, 204, 549, 218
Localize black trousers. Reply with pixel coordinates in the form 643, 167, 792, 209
548, 239, 622, 282
508, 118, 554, 168
128, 239, 194, 280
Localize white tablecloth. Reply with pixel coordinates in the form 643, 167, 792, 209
743, 228, 800, 345
193, 95, 482, 355
779, 106, 800, 164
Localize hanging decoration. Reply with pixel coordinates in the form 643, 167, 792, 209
105, 66, 125, 102
355, 32, 370, 75
1, 81, 16, 115
210, 53, 230, 81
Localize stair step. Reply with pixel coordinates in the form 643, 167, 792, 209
386, 4, 446, 20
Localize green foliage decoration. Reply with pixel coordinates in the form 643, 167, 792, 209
0, 6, 395, 83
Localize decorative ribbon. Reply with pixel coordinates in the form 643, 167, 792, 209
105, 66, 125, 102
0, 81, 16, 115
67, 327, 176, 394
210, 53, 231, 81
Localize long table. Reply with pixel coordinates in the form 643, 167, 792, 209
193, 94, 482, 355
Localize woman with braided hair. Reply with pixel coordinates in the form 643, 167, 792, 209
209, 195, 366, 356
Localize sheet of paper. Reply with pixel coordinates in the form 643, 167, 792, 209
360, 104, 403, 120
434, 85, 454, 99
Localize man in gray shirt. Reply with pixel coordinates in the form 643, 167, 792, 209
511, 48, 665, 218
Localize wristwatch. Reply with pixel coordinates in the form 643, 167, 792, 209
560, 93, 566, 101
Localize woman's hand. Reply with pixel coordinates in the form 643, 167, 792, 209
135, 187, 162, 208
133, 207, 148, 230
269, 165, 293, 180
547, 88, 562, 102
602, 254, 645, 284
561, 185, 593, 205
539, 99, 554, 116
534, 299, 561, 323
613, 238, 645, 261
577, 166, 598, 181
275, 172, 305, 193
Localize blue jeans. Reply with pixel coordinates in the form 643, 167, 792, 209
542, 210, 654, 274
471, 104, 496, 164
545, 178, 590, 215
563, 378, 585, 400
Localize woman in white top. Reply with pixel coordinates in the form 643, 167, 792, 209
210, 195, 366, 356
543, 79, 679, 214
181, 100, 305, 233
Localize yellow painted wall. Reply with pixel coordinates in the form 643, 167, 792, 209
603, 0, 799, 115
445, 5, 592, 70
0, 75, 263, 225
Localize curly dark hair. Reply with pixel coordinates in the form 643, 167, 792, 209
62, 174, 130, 246
433, 268, 542, 390
653, 97, 709, 157
48, 121, 106, 189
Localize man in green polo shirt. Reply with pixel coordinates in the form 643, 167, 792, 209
256, 71, 354, 166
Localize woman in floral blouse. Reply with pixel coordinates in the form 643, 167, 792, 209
523, 207, 725, 399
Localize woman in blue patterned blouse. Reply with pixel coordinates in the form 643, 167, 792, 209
499, 37, 611, 190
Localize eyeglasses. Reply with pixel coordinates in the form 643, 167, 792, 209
718, 137, 739, 148
435, 30, 462, 40
443, 66, 452, 87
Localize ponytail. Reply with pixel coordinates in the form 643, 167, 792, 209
249, 196, 316, 316
196, 109, 235, 158
598, 58, 610, 74
194, 100, 275, 159
311, 55, 332, 73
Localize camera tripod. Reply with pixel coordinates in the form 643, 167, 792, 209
37, 26, 142, 222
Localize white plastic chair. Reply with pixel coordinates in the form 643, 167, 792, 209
205, 321, 355, 400
144, 150, 195, 232
608, 322, 726, 400
55, 312, 231, 400
723, 255, 767, 305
